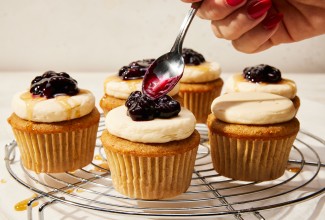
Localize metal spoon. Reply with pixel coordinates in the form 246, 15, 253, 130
142, 2, 202, 99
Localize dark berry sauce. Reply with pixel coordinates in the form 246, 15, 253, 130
142, 73, 178, 100
182, 48, 205, 65
243, 64, 282, 83
118, 59, 155, 80
30, 71, 79, 98
125, 91, 181, 121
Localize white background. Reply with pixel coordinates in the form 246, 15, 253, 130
0, 0, 325, 73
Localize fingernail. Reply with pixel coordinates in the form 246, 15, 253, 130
247, 0, 272, 19
263, 13, 283, 30
225, 0, 245, 7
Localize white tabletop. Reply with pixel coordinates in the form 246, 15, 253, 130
0, 72, 324, 220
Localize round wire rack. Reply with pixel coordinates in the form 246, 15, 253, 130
4, 117, 325, 220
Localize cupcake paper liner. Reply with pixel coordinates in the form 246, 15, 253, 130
103, 146, 198, 200
180, 88, 222, 123
209, 133, 297, 181
12, 123, 98, 173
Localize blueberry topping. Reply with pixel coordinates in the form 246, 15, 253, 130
125, 91, 181, 121
154, 95, 181, 118
182, 48, 205, 65
30, 71, 79, 98
243, 64, 282, 83
118, 59, 155, 80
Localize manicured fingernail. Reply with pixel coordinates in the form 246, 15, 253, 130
225, 0, 245, 7
247, 0, 272, 19
263, 13, 283, 30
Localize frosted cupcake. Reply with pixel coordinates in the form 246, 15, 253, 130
225, 64, 300, 113
178, 48, 223, 123
101, 91, 200, 199
207, 92, 299, 181
100, 59, 181, 115
7, 71, 100, 173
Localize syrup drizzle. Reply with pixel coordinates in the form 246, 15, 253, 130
233, 73, 296, 96
20, 90, 84, 120
14, 194, 39, 211
91, 154, 109, 172
287, 167, 301, 173
94, 154, 103, 160
92, 163, 110, 172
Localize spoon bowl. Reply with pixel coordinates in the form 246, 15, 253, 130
142, 2, 202, 99
142, 52, 184, 99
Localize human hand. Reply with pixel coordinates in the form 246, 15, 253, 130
181, 0, 325, 53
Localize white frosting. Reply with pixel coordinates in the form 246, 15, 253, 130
180, 62, 221, 83
12, 89, 95, 122
105, 106, 196, 143
211, 92, 296, 125
225, 73, 297, 99
104, 75, 180, 99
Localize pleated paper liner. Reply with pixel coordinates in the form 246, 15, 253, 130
209, 133, 297, 181
104, 148, 197, 199
12, 123, 98, 173
179, 79, 223, 123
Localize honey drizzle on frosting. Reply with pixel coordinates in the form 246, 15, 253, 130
232, 73, 245, 92
14, 194, 39, 211
20, 92, 46, 120
104, 76, 142, 93
20, 90, 85, 120
232, 73, 296, 97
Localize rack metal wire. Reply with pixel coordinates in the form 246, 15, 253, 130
4, 118, 325, 220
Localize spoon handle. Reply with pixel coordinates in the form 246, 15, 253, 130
171, 1, 203, 53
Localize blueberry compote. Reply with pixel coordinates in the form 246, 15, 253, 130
182, 48, 205, 65
125, 91, 181, 121
30, 71, 79, 98
243, 64, 282, 83
118, 59, 155, 80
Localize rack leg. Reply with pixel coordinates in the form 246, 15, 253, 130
38, 198, 64, 220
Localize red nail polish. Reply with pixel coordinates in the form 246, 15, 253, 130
263, 13, 283, 30
247, 0, 272, 19
225, 0, 244, 7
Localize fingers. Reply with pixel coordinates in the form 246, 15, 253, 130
210, 0, 272, 40
197, 0, 247, 20
181, 0, 202, 2
232, 13, 284, 53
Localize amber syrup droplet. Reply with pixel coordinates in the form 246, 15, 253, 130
91, 163, 110, 172
65, 189, 75, 194
0, 179, 6, 184
287, 167, 301, 173
14, 194, 39, 211
94, 154, 103, 161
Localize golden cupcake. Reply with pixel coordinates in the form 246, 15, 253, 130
100, 59, 181, 115
207, 92, 299, 181
178, 48, 223, 123
225, 64, 300, 113
7, 71, 100, 173
101, 91, 200, 199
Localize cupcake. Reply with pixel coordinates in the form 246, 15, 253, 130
100, 59, 181, 115
101, 91, 200, 199
178, 48, 223, 123
207, 92, 299, 181
7, 71, 100, 173
225, 64, 300, 113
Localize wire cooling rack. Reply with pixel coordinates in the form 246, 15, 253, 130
4, 117, 325, 220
